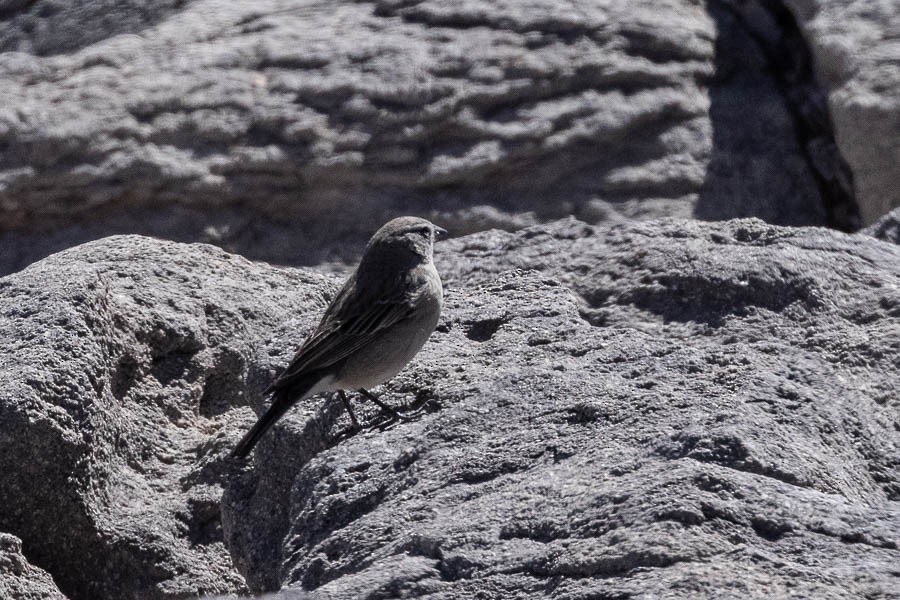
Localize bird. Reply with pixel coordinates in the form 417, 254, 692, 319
230, 216, 445, 458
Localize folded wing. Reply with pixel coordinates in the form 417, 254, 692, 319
266, 273, 417, 394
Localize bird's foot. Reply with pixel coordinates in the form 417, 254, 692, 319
358, 388, 413, 422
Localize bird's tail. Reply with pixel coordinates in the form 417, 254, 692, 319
230, 374, 320, 459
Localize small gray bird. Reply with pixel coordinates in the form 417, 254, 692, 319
231, 216, 445, 458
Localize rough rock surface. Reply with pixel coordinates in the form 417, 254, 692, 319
0, 533, 67, 600
0, 237, 299, 599
2, 219, 898, 599
1, 0, 872, 275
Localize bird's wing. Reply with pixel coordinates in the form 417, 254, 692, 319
267, 274, 417, 393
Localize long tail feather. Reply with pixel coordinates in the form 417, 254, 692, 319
230, 375, 320, 458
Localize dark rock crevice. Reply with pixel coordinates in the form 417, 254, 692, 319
709, 0, 860, 232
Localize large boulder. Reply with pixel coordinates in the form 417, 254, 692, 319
0, 533, 67, 600
0, 0, 870, 275
1, 218, 898, 599
0, 236, 300, 598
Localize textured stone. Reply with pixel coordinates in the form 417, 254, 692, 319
0, 0, 846, 275
782, 0, 900, 225
0, 533, 67, 600
2, 220, 898, 599
0, 220, 900, 599
255, 218, 900, 598
0, 237, 291, 599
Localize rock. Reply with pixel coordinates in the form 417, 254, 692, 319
0, 237, 301, 599
0, 533, 67, 600
781, 0, 900, 226
2, 220, 898, 599
862, 207, 900, 245
713, 0, 860, 231
0, 0, 857, 275
247, 218, 900, 598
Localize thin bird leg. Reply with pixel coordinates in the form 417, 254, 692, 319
357, 388, 410, 421
337, 390, 361, 429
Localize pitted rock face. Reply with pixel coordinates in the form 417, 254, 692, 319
0, 533, 67, 600
1, 219, 898, 599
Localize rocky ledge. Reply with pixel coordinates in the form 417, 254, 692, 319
0, 218, 898, 599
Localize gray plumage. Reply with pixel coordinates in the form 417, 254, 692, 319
231, 216, 445, 458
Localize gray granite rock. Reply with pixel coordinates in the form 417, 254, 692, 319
5, 218, 898, 598
0, 533, 67, 600
0, 0, 855, 275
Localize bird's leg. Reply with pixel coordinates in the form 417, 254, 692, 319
357, 388, 410, 421
338, 390, 361, 429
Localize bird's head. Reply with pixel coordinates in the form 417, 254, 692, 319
365, 216, 447, 264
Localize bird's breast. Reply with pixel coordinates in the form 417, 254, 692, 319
335, 263, 442, 390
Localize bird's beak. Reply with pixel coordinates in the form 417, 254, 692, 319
434, 225, 448, 239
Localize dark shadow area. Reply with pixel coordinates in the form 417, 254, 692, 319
221, 395, 348, 593
617, 268, 819, 328
0, 204, 370, 278
699, 0, 860, 231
